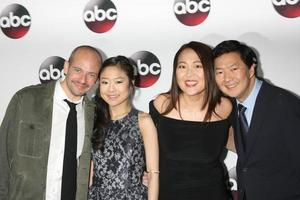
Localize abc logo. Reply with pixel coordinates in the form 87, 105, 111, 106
272, 0, 300, 18
173, 0, 210, 26
0, 4, 31, 39
84, 6, 117, 22
273, 0, 299, 5
39, 56, 66, 83
83, 0, 117, 33
130, 51, 161, 88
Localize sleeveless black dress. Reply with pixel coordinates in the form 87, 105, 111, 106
88, 109, 147, 200
149, 100, 231, 200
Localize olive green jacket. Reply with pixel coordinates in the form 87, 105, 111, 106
0, 81, 95, 200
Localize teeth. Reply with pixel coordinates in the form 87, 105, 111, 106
225, 84, 236, 88
108, 95, 118, 99
185, 80, 197, 86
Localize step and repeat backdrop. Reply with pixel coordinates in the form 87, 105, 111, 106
1, 0, 300, 190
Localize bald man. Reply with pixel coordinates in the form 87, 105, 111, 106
0, 45, 102, 200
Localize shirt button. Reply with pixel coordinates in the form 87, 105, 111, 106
242, 167, 248, 172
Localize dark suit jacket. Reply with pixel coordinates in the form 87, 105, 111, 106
231, 79, 300, 200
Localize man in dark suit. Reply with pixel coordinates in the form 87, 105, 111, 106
213, 40, 300, 200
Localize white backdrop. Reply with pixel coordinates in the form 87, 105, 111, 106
1, 0, 300, 189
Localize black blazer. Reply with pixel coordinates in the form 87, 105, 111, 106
231, 79, 300, 200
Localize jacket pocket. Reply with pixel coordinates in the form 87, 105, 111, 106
17, 121, 44, 158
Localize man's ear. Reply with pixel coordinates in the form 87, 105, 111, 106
63, 60, 69, 76
249, 63, 256, 78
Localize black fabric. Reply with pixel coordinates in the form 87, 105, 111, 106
149, 100, 231, 200
61, 99, 77, 200
232, 80, 300, 200
238, 104, 248, 149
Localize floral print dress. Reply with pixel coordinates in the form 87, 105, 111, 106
88, 109, 147, 200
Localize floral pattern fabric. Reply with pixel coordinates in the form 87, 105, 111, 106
88, 109, 147, 200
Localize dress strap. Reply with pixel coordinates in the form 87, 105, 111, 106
149, 100, 159, 126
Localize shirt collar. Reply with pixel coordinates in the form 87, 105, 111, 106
237, 78, 262, 110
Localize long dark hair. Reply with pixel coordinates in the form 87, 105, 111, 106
162, 41, 221, 121
92, 55, 135, 150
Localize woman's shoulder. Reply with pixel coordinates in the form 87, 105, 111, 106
138, 111, 150, 120
138, 111, 156, 129
152, 93, 171, 114
214, 97, 233, 120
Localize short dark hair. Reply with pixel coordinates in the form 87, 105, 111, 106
212, 40, 258, 70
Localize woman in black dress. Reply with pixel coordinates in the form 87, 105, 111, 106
149, 41, 234, 200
